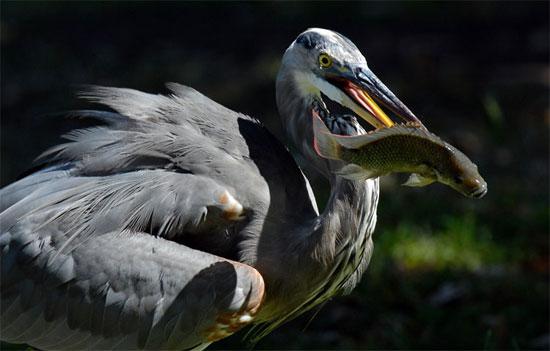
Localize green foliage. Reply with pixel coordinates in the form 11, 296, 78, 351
376, 214, 507, 272
483, 92, 504, 128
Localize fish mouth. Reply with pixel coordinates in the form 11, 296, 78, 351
318, 66, 423, 132
469, 184, 488, 199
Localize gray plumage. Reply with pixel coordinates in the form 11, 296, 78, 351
1, 28, 419, 350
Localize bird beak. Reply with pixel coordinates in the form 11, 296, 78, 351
328, 66, 422, 129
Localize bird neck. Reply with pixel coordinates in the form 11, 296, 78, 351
260, 66, 379, 324
276, 67, 331, 178
309, 176, 379, 276
255, 175, 379, 326
275, 64, 379, 279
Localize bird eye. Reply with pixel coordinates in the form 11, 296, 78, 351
318, 53, 332, 68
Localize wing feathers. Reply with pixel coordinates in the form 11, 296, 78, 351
1, 170, 244, 258
1, 228, 265, 349
0, 84, 280, 349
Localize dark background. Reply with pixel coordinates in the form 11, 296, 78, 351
1, 2, 548, 350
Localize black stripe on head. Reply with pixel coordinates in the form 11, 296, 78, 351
296, 32, 324, 50
296, 30, 360, 55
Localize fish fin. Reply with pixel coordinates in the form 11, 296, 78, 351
313, 113, 342, 160
336, 164, 377, 181
402, 173, 435, 187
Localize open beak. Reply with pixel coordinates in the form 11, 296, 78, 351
327, 66, 422, 129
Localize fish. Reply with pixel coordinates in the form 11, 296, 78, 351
312, 114, 487, 199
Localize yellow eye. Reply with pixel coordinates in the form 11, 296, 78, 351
318, 53, 332, 68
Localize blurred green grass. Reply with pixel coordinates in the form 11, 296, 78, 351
374, 214, 508, 272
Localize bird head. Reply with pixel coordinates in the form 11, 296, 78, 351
276, 28, 422, 176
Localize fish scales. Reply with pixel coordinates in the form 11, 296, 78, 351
341, 133, 452, 176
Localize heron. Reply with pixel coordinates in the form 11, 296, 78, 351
0, 28, 421, 350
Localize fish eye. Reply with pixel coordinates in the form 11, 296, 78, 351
454, 175, 463, 184
318, 53, 332, 68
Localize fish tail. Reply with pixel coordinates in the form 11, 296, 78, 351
312, 113, 342, 160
